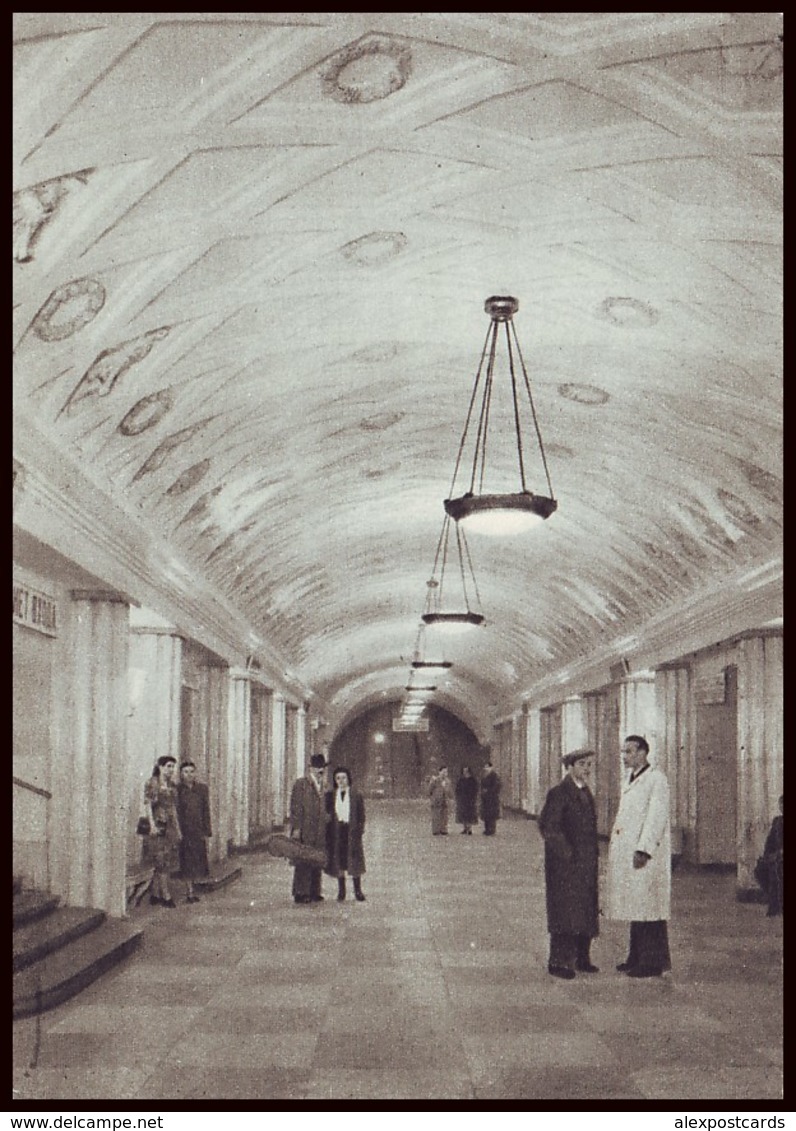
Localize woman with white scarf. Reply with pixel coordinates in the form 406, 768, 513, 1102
325, 766, 367, 902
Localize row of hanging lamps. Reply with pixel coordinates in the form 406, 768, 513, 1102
444, 295, 557, 536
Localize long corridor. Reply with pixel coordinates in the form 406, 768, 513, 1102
13, 803, 783, 1103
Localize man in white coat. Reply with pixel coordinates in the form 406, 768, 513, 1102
605, 734, 672, 977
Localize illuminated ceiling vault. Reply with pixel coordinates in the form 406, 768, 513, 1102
13, 13, 782, 737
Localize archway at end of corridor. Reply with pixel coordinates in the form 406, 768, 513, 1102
329, 701, 487, 799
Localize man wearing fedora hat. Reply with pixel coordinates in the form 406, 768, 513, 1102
288, 752, 328, 904
538, 748, 600, 979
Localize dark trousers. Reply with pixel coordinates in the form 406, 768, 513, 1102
483, 816, 497, 835
549, 933, 592, 971
767, 858, 783, 916
626, 920, 671, 971
292, 863, 322, 900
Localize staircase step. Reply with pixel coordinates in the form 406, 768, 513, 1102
14, 906, 106, 972
13, 920, 143, 1020
13, 891, 60, 929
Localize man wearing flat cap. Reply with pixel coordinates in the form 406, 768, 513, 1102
288, 752, 328, 904
538, 748, 600, 979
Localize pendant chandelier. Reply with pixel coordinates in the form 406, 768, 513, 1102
444, 295, 557, 535
421, 512, 484, 632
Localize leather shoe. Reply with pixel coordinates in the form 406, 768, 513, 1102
576, 963, 600, 973
626, 966, 663, 978
161, 898, 177, 908
616, 962, 635, 973
548, 965, 576, 980
355, 891, 366, 902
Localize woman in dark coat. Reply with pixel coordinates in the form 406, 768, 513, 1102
143, 755, 182, 908
325, 766, 366, 902
538, 748, 599, 978
455, 766, 479, 834
175, 760, 212, 903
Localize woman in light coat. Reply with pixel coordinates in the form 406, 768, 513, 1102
604, 735, 671, 977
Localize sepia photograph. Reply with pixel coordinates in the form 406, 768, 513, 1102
13, 11, 782, 1107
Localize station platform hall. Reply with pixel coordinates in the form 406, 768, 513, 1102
13, 803, 783, 1104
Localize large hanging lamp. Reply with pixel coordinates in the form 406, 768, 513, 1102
444, 295, 557, 535
421, 512, 485, 632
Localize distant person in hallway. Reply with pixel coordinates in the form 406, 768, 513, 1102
289, 753, 328, 904
144, 755, 182, 908
455, 766, 479, 834
176, 760, 212, 904
605, 735, 672, 977
759, 795, 783, 917
480, 761, 502, 836
538, 748, 600, 980
325, 766, 366, 902
428, 766, 453, 835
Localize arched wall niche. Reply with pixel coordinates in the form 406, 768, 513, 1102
329, 701, 487, 799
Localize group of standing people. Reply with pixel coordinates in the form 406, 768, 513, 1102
288, 753, 367, 904
143, 756, 212, 906
427, 761, 502, 837
539, 735, 672, 980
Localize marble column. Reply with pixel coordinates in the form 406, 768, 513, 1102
737, 633, 783, 891
296, 706, 308, 784
524, 707, 542, 816
655, 665, 695, 862
227, 670, 252, 851
561, 695, 587, 756
52, 590, 130, 917
271, 692, 287, 828
205, 665, 230, 864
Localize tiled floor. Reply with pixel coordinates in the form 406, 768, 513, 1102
12, 802, 783, 1102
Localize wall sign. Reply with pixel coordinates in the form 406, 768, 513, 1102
13, 580, 58, 637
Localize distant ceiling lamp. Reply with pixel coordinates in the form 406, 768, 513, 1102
405, 684, 437, 692
421, 513, 485, 632
410, 623, 453, 673
444, 295, 557, 535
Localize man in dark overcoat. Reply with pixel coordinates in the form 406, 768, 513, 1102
538, 748, 599, 979
480, 761, 502, 836
289, 753, 327, 903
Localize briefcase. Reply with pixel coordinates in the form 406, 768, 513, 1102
265, 833, 326, 869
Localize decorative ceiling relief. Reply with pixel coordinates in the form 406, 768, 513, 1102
132, 418, 214, 482
557, 383, 610, 405
341, 231, 408, 266
596, 297, 659, 327
165, 460, 212, 497
13, 170, 93, 264
60, 327, 171, 417
735, 458, 781, 505
320, 34, 412, 104
350, 342, 402, 363
32, 278, 106, 341
117, 389, 175, 436
359, 411, 405, 432
717, 487, 763, 534
177, 485, 223, 528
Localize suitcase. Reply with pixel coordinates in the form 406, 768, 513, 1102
265, 833, 326, 868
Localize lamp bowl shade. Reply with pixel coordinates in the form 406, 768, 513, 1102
444, 491, 557, 534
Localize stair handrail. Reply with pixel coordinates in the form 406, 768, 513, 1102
13, 775, 52, 800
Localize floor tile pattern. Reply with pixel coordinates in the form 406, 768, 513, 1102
13, 802, 783, 1102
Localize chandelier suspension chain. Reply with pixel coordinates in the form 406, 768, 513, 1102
473, 320, 499, 495
458, 522, 483, 614
505, 321, 528, 493
447, 324, 493, 500
510, 320, 555, 500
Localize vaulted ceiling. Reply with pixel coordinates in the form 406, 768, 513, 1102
13, 12, 782, 734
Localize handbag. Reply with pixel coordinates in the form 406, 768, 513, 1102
136, 816, 152, 837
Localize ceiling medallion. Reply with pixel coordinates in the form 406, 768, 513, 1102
32, 278, 106, 341
166, 460, 212, 496
596, 297, 659, 327
341, 231, 408, 266
118, 390, 174, 436
321, 35, 412, 104
557, 382, 610, 406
